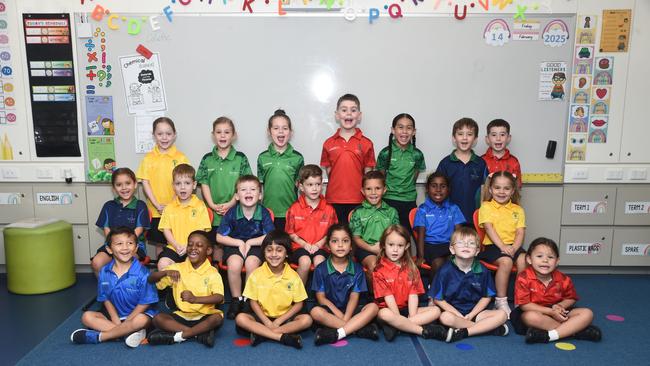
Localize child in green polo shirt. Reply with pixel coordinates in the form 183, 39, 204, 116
377, 113, 426, 232
257, 109, 304, 231
350, 170, 399, 272
197, 116, 252, 262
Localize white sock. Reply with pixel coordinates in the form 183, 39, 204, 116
174, 332, 186, 343
97, 332, 103, 343
337, 328, 346, 340
548, 329, 559, 342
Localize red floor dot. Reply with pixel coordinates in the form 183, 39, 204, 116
233, 338, 252, 347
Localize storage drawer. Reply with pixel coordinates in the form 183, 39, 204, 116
33, 184, 88, 224
73, 225, 91, 265
611, 227, 650, 266
0, 184, 35, 224
559, 227, 613, 265
562, 185, 616, 225
614, 185, 650, 226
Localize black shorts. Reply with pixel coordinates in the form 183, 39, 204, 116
509, 307, 527, 335
93, 245, 147, 261
423, 243, 451, 263
384, 199, 416, 232
223, 245, 264, 262
98, 304, 154, 320
159, 246, 186, 263
355, 247, 377, 264
235, 308, 304, 336
478, 245, 526, 264
170, 313, 222, 328
148, 217, 167, 245
273, 217, 286, 232
313, 304, 364, 317
332, 203, 359, 225
290, 248, 328, 264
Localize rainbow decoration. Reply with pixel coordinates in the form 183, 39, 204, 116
483, 18, 511, 46
543, 19, 569, 36
543, 19, 569, 47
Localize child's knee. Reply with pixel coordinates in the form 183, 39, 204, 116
378, 308, 394, 320
81, 311, 97, 324
298, 256, 311, 267
440, 311, 456, 324
297, 314, 313, 327
521, 310, 543, 324
310, 306, 325, 319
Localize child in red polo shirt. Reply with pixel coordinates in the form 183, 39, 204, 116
320, 93, 376, 224
285, 165, 338, 284
373, 225, 446, 342
511, 237, 602, 344
482, 119, 522, 188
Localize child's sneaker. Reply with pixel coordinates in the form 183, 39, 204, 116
381, 323, 399, 342
147, 329, 175, 345
573, 325, 602, 342
196, 329, 215, 348
525, 327, 550, 344
280, 333, 303, 349
446, 328, 468, 343
421, 324, 448, 341
356, 323, 379, 340
491, 324, 509, 337
314, 327, 338, 346
70, 329, 100, 344
227, 298, 242, 320
250, 332, 266, 347
495, 297, 512, 318
125, 329, 146, 348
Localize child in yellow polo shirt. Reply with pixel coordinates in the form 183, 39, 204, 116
235, 230, 313, 349
157, 164, 211, 270
147, 231, 224, 347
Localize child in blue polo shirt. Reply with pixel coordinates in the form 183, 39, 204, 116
91, 168, 149, 276
311, 223, 380, 345
414, 172, 465, 284
217, 175, 275, 319
71, 227, 158, 347
435, 118, 488, 224
429, 227, 508, 343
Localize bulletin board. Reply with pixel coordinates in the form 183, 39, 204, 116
75, 14, 575, 180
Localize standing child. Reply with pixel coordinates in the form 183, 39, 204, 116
430, 227, 509, 343
310, 224, 380, 345
478, 171, 527, 316
71, 227, 158, 348
147, 231, 224, 348
91, 168, 149, 276
320, 93, 376, 224
482, 119, 522, 188
376, 113, 426, 231
217, 175, 275, 319
413, 172, 465, 283
374, 225, 446, 341
512, 237, 602, 344
235, 230, 313, 349
350, 170, 399, 272
136, 117, 189, 256
157, 164, 212, 271
257, 109, 304, 231
436, 117, 488, 224
285, 165, 338, 284
197, 116, 252, 258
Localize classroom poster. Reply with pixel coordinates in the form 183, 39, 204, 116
85, 95, 114, 135
599, 9, 631, 52
87, 136, 116, 182
538, 61, 567, 101
576, 15, 597, 45
119, 53, 167, 114
134, 113, 163, 153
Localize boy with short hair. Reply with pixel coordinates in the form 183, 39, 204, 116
430, 227, 509, 343
71, 227, 158, 348
157, 163, 212, 271
482, 119, 522, 187
217, 175, 275, 319
435, 118, 489, 224
285, 164, 338, 284
320, 93, 376, 224
350, 170, 399, 272
148, 231, 224, 347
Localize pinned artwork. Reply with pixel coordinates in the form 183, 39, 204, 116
593, 56, 614, 85
119, 53, 167, 114
590, 86, 610, 115
576, 15, 597, 45
85, 95, 114, 136
542, 19, 569, 47
569, 104, 589, 133
87, 136, 116, 182
483, 19, 510, 46
538, 61, 567, 101
588, 116, 608, 143
573, 45, 594, 76
600, 9, 631, 52
567, 133, 587, 161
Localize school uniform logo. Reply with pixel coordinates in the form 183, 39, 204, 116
512, 212, 519, 220
191, 209, 197, 217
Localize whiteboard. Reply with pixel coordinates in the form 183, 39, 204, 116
77, 15, 574, 178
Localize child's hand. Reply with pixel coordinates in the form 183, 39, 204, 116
263, 318, 276, 329
415, 257, 424, 266
371, 245, 381, 255
214, 204, 226, 215
271, 318, 284, 329
176, 245, 187, 256
551, 305, 569, 322
501, 246, 515, 257
332, 308, 345, 320
156, 204, 165, 214
239, 240, 249, 257
180, 290, 196, 303
166, 270, 181, 282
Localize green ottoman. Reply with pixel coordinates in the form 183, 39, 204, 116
4, 220, 76, 294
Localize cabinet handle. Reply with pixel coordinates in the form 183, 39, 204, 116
74, 193, 79, 198
77, 235, 82, 239
627, 152, 631, 156
609, 153, 613, 156
601, 237, 605, 240
604, 195, 608, 199
20, 193, 24, 198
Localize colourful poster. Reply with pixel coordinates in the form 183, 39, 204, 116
591, 86, 610, 115
85, 95, 114, 136
570, 75, 591, 104
567, 133, 587, 161
119, 53, 167, 114
576, 15, 597, 45
569, 104, 589, 133
593, 57, 614, 85
538, 61, 567, 101
588, 116, 608, 143
87, 136, 116, 182
600, 9, 631, 52
573, 45, 594, 75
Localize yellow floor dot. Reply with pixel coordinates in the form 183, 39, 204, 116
555, 342, 576, 351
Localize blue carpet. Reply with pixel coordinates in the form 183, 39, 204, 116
17, 275, 650, 366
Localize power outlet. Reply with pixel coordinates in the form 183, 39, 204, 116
572, 168, 589, 180
605, 169, 624, 180
36, 167, 54, 179
630, 168, 648, 180
2, 167, 20, 179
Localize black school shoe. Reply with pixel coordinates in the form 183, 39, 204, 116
491, 324, 510, 337
196, 329, 215, 348
226, 298, 242, 320
421, 323, 450, 341
574, 325, 602, 342
250, 332, 266, 347
381, 323, 399, 342
525, 327, 550, 344
147, 329, 175, 345
280, 333, 303, 349
314, 327, 339, 346
446, 328, 469, 343
356, 323, 380, 341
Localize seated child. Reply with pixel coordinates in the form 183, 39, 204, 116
91, 167, 149, 276
310, 223, 380, 345
71, 227, 158, 347
374, 225, 446, 342
147, 231, 224, 347
216, 174, 275, 319
350, 170, 399, 272
285, 164, 338, 284
481, 119, 522, 187
235, 230, 313, 349
157, 163, 212, 271
512, 237, 602, 344
430, 227, 509, 343
414, 172, 465, 283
